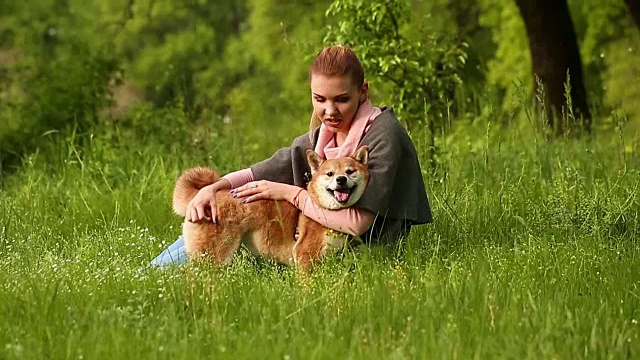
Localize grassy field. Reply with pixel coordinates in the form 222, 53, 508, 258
1, 113, 639, 359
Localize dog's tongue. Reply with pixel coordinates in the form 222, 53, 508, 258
334, 190, 350, 202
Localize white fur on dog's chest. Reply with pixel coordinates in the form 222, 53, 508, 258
321, 229, 349, 255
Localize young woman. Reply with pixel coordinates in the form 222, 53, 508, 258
151, 45, 432, 266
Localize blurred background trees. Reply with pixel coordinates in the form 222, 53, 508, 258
515, 0, 590, 134
1, 0, 639, 170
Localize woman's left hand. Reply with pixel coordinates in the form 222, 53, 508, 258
231, 180, 298, 204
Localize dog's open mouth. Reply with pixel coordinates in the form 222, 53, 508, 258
328, 186, 355, 203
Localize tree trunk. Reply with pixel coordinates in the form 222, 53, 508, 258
515, 0, 591, 133
627, 0, 640, 29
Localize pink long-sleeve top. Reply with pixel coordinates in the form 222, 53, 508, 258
222, 168, 372, 236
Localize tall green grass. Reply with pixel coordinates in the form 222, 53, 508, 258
1, 105, 639, 359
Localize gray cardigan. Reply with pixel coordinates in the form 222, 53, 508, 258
251, 108, 432, 244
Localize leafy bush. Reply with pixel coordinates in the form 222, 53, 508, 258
0, 1, 120, 170
325, 0, 467, 129
324, 0, 467, 173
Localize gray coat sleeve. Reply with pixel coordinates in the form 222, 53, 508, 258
354, 123, 403, 214
250, 133, 314, 187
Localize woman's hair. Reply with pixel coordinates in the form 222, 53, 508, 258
308, 45, 365, 139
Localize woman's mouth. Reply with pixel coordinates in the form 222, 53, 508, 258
324, 118, 341, 127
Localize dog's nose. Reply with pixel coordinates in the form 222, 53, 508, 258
336, 176, 347, 185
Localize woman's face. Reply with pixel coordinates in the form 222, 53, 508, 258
310, 74, 368, 134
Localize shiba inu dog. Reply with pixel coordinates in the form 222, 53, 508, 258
172, 146, 370, 270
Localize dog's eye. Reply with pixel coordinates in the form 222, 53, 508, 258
326, 171, 334, 177
345, 169, 355, 175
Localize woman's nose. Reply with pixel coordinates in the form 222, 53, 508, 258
325, 103, 338, 116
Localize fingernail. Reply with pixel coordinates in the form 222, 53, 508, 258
242, 200, 247, 204
229, 190, 235, 194
232, 194, 238, 198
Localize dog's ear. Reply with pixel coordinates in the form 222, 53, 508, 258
352, 145, 369, 165
306, 149, 324, 175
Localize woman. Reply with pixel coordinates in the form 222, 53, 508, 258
152, 45, 432, 266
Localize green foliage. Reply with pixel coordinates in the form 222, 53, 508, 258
0, 1, 120, 169
217, 0, 332, 158
3, 0, 640, 170
601, 31, 640, 134
569, 0, 632, 123
325, 0, 468, 129
477, 0, 531, 113
25, 49, 119, 130
106, 0, 247, 118
571, 0, 628, 66
323, 0, 468, 173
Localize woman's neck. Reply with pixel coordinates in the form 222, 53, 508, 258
335, 131, 348, 147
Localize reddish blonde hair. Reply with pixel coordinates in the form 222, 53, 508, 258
309, 45, 365, 87
308, 45, 365, 137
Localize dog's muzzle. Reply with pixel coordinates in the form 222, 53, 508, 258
328, 184, 355, 203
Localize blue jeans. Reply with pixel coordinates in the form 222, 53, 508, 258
150, 236, 188, 267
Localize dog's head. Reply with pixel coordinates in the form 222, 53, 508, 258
305, 146, 370, 210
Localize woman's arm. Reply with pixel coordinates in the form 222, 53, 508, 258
231, 182, 375, 237
186, 168, 254, 223
222, 168, 254, 188
296, 190, 375, 236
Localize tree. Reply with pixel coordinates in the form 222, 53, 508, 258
627, 0, 640, 28
514, 0, 591, 134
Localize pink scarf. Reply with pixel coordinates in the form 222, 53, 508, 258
314, 99, 382, 160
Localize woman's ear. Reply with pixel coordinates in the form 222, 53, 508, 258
359, 82, 369, 104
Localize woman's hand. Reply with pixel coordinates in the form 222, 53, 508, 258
231, 180, 299, 204
185, 179, 231, 223
185, 185, 217, 223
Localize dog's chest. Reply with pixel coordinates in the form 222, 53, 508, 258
322, 229, 349, 253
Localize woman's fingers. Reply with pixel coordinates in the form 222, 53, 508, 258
234, 181, 260, 193
240, 193, 259, 204
231, 180, 291, 203
232, 181, 264, 199
185, 207, 192, 222
193, 204, 204, 222
183, 192, 219, 223
234, 189, 265, 203
185, 202, 210, 223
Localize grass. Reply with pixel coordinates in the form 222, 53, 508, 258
1, 109, 639, 359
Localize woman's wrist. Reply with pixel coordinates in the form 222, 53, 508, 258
207, 179, 232, 193
291, 187, 305, 208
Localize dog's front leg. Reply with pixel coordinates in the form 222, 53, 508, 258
292, 217, 326, 272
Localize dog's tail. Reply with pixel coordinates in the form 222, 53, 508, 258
172, 167, 220, 216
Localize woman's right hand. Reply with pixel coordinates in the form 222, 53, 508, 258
185, 184, 219, 224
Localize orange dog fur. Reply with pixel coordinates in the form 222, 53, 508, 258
172, 146, 370, 270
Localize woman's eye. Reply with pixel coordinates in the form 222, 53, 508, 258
336, 97, 350, 103
326, 172, 334, 177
